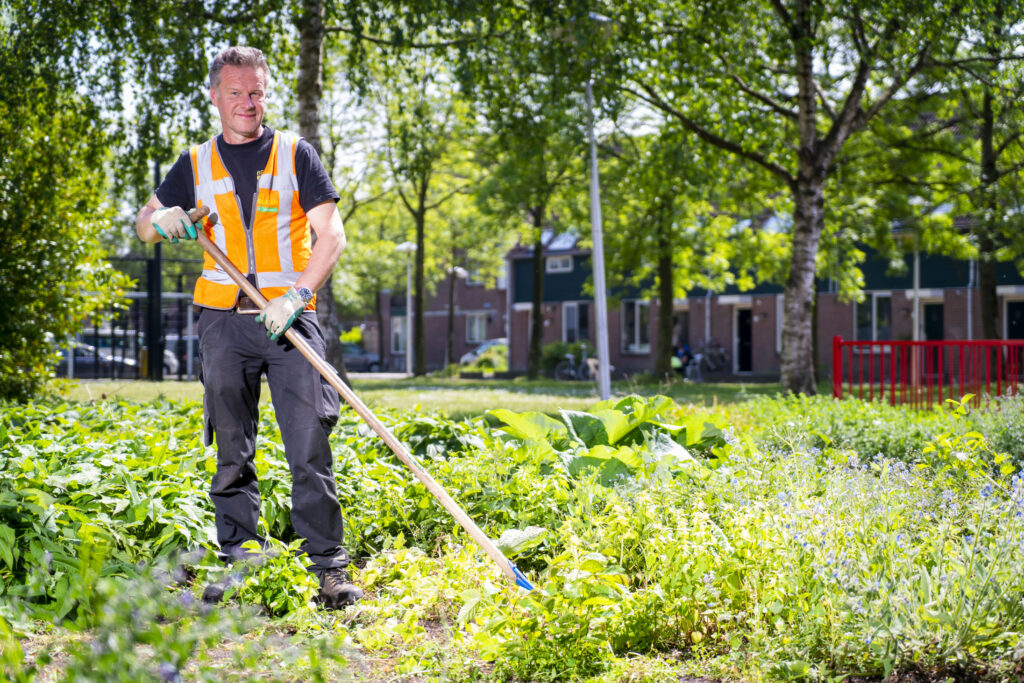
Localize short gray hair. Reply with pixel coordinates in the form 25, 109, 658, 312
209, 46, 270, 89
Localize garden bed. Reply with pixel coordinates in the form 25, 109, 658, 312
3, 391, 1023, 680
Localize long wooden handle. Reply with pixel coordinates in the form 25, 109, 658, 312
188, 207, 531, 590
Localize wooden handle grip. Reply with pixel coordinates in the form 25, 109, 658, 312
188, 206, 211, 223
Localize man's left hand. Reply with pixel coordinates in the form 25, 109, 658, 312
256, 288, 305, 340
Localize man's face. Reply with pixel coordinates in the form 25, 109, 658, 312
210, 64, 267, 144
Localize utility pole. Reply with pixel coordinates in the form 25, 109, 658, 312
586, 81, 611, 400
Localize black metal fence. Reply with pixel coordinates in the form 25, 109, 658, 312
55, 253, 203, 382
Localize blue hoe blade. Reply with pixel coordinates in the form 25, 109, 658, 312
510, 560, 534, 591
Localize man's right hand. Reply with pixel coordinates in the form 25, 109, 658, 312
151, 206, 200, 243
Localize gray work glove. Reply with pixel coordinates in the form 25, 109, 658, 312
152, 206, 200, 243
256, 288, 305, 340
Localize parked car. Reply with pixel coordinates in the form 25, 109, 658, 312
165, 333, 201, 378
341, 342, 380, 372
56, 342, 139, 379
76, 329, 179, 377
460, 338, 508, 365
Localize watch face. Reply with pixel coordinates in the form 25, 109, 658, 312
297, 287, 314, 303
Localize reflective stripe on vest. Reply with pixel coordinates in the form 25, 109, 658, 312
190, 131, 316, 310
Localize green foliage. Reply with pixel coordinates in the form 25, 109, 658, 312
339, 326, 363, 346
0, 400, 215, 624
194, 537, 321, 619
58, 565, 253, 682
466, 343, 508, 373
5, 392, 1024, 681
0, 65, 130, 400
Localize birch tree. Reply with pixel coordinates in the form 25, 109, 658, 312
614, 0, 967, 393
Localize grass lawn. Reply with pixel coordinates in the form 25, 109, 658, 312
52, 375, 799, 419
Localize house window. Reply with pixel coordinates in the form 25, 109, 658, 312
391, 316, 406, 354
466, 313, 487, 343
466, 267, 484, 286
855, 293, 892, 341
563, 302, 590, 343
622, 300, 650, 353
546, 255, 573, 273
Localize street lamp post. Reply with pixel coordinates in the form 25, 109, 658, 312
585, 76, 611, 400
395, 241, 417, 375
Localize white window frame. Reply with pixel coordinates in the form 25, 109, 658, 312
466, 312, 488, 343
466, 267, 484, 286
854, 291, 893, 341
545, 255, 573, 273
562, 301, 591, 343
621, 299, 651, 354
391, 316, 406, 354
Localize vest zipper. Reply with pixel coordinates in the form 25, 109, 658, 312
234, 191, 260, 289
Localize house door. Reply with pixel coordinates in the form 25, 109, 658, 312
923, 303, 944, 340
736, 308, 752, 373
673, 310, 690, 347
1008, 301, 1024, 339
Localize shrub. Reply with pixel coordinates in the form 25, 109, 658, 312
339, 325, 363, 346
467, 343, 508, 373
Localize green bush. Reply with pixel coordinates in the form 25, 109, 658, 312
466, 343, 508, 372
0, 82, 130, 401
339, 326, 363, 346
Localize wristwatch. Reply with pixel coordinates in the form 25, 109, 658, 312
296, 286, 314, 303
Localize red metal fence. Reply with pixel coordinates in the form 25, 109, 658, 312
832, 336, 1024, 408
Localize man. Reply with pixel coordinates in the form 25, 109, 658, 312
135, 46, 361, 609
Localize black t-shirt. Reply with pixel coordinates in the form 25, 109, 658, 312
155, 126, 339, 227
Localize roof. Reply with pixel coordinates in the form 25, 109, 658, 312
507, 230, 586, 258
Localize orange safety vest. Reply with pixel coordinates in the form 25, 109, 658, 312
190, 130, 316, 310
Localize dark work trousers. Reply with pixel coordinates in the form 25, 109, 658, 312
197, 308, 348, 570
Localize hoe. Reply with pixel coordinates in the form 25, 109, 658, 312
188, 206, 533, 592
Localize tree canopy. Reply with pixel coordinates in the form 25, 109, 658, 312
3, 0, 1024, 398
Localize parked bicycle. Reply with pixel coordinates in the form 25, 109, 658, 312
686, 339, 730, 381
554, 346, 614, 381
555, 348, 593, 381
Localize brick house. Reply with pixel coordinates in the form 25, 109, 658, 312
506, 232, 660, 376
685, 251, 1024, 379
347, 238, 1024, 378
358, 270, 508, 372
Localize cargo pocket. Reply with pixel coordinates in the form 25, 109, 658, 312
317, 374, 340, 432
298, 313, 340, 431
203, 394, 216, 447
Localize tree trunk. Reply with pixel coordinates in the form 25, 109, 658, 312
780, 177, 824, 395
979, 87, 1000, 340
446, 242, 457, 368
295, 0, 324, 154
655, 222, 674, 378
414, 206, 426, 376
446, 270, 456, 368
527, 214, 545, 379
375, 287, 385, 367
376, 223, 387, 364
779, 2, 824, 395
295, 0, 348, 379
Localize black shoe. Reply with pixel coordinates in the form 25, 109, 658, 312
201, 571, 244, 604
316, 567, 363, 609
